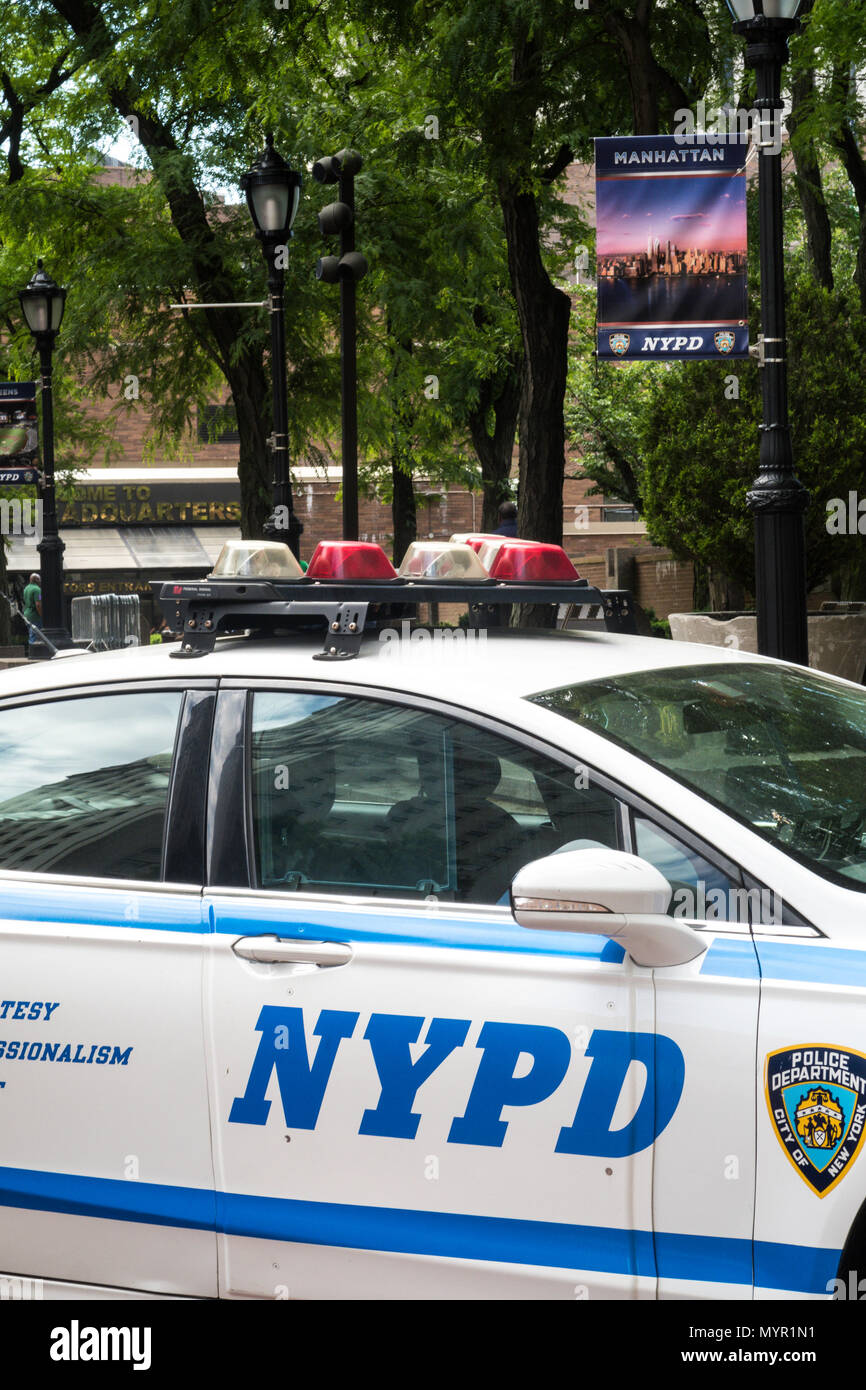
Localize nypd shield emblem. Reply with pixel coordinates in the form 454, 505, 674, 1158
609, 333, 630, 357
765, 1045, 866, 1197
714, 331, 736, 355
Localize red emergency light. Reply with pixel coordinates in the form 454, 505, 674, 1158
488, 541, 581, 582
305, 540, 397, 581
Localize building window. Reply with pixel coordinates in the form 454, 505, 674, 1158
602, 500, 640, 523
198, 404, 240, 445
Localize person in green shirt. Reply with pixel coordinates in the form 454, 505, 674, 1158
21, 572, 43, 657
22, 572, 42, 627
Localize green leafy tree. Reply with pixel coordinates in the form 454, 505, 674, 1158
568, 0, 866, 608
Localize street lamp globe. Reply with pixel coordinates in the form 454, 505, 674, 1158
241, 134, 302, 241
19, 260, 66, 339
724, 1, 804, 20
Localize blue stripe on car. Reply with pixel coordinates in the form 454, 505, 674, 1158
1, 884, 626, 960
0, 1165, 836, 1294
700, 937, 866, 987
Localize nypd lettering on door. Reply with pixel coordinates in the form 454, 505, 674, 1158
229, 1007, 685, 1156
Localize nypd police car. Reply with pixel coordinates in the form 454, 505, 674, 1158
0, 535, 864, 1301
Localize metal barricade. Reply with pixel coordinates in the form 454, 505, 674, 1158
71, 594, 141, 650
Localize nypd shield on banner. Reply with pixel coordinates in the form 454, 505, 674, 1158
595, 134, 749, 362
765, 1045, 866, 1197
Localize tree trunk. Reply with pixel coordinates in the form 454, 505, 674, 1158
499, 190, 570, 628
834, 119, 866, 313
391, 461, 417, 567
593, 0, 695, 136
467, 358, 521, 532
388, 332, 417, 566
500, 191, 570, 548
708, 570, 746, 613
788, 69, 834, 292
829, 67, 866, 314
227, 357, 272, 539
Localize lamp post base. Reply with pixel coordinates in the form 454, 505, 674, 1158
749, 489, 810, 666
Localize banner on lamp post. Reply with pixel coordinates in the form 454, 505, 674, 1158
0, 383, 40, 484
595, 134, 749, 362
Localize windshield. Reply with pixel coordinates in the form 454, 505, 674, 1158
530, 663, 866, 891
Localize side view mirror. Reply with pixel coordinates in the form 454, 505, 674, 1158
511, 847, 707, 969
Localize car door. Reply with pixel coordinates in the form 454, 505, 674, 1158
620, 806, 761, 1299
0, 681, 217, 1297
753, 916, 866, 1301
203, 683, 682, 1300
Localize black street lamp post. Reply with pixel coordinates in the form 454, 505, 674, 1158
313, 149, 368, 541
242, 135, 304, 559
19, 260, 70, 648
727, 0, 809, 665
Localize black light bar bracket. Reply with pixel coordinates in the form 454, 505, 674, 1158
152, 577, 637, 660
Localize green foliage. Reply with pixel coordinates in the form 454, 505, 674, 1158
1, 0, 526, 527
642, 606, 672, 640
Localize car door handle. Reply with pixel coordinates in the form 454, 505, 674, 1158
232, 935, 352, 967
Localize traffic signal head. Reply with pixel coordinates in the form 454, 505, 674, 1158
333, 148, 363, 176
315, 253, 367, 283
312, 156, 340, 185
313, 150, 364, 182
338, 251, 367, 281
315, 256, 341, 283
317, 201, 353, 236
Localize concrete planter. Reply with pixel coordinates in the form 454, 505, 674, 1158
668, 605, 866, 684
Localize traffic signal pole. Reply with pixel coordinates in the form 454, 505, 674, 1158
313, 149, 367, 542
339, 164, 359, 541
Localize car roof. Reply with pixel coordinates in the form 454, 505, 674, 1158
0, 628, 787, 706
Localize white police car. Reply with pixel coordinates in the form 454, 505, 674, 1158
0, 537, 864, 1301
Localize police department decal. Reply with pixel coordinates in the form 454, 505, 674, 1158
609, 333, 630, 357
765, 1046, 866, 1197
714, 331, 736, 355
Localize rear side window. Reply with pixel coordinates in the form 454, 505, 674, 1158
250, 691, 622, 904
0, 691, 183, 880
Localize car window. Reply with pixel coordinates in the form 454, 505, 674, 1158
0, 690, 183, 880
250, 692, 622, 904
530, 663, 866, 892
633, 815, 743, 923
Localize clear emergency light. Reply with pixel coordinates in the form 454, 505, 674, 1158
210, 539, 304, 580
398, 541, 490, 581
